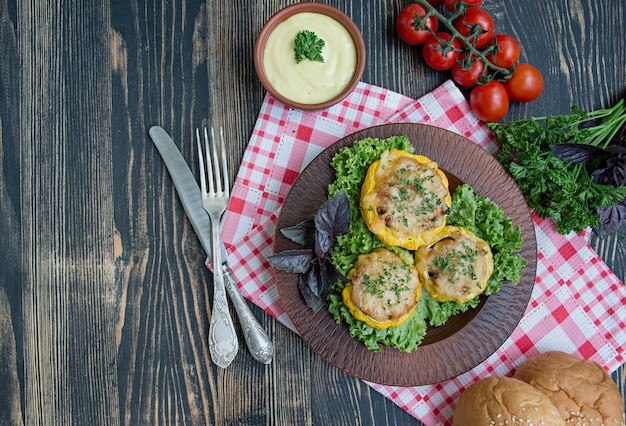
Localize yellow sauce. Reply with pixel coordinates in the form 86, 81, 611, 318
263, 12, 357, 104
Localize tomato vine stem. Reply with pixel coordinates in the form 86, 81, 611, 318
415, 0, 513, 82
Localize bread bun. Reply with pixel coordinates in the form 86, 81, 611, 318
514, 351, 625, 426
453, 376, 565, 425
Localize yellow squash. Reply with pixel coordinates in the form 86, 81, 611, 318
415, 226, 494, 304
360, 148, 452, 250
342, 247, 422, 330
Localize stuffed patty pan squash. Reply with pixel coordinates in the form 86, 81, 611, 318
360, 148, 452, 250
415, 226, 494, 304
342, 247, 422, 330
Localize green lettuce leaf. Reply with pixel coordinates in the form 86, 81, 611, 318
327, 136, 526, 352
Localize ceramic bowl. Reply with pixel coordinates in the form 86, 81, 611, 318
254, 2, 366, 110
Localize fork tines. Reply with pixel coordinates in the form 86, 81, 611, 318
196, 127, 229, 198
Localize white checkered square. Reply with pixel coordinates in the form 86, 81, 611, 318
314, 115, 349, 139
274, 135, 300, 168
382, 88, 409, 112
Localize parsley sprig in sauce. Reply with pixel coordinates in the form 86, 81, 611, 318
294, 30, 325, 63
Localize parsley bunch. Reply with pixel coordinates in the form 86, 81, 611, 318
489, 99, 626, 235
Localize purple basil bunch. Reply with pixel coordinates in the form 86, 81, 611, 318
267, 189, 351, 312
593, 148, 626, 233
551, 142, 626, 234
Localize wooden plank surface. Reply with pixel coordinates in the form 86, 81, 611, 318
0, 0, 624, 425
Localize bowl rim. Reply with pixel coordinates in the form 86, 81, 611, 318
254, 2, 366, 111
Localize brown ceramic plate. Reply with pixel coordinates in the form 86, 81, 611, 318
273, 123, 537, 386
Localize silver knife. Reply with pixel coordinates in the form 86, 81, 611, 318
149, 125, 273, 364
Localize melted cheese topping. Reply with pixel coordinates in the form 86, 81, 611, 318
361, 149, 451, 250
415, 226, 494, 304
343, 248, 422, 329
262, 12, 357, 104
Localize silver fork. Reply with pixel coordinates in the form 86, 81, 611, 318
197, 127, 239, 368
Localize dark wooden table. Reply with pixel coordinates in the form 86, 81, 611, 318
0, 0, 624, 424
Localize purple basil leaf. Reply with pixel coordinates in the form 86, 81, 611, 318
315, 229, 332, 259
606, 145, 626, 155
577, 117, 603, 130
550, 143, 608, 165
592, 155, 626, 186
283, 189, 353, 312
611, 159, 626, 186
318, 261, 333, 299
280, 219, 315, 247
314, 189, 352, 258
298, 273, 326, 312
598, 199, 626, 234
266, 249, 314, 273
307, 260, 322, 297
314, 189, 352, 241
322, 258, 350, 283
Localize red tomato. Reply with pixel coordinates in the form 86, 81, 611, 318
470, 81, 510, 122
503, 63, 544, 102
422, 33, 461, 70
443, 0, 482, 11
396, 3, 439, 45
453, 9, 494, 48
487, 34, 521, 69
452, 53, 485, 87
426, 0, 444, 6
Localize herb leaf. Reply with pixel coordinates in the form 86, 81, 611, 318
598, 200, 626, 234
314, 189, 351, 258
294, 30, 325, 64
281, 219, 316, 247
268, 189, 351, 312
550, 143, 608, 165
266, 249, 315, 274
299, 272, 326, 312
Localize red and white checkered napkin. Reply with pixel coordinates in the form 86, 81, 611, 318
221, 80, 626, 425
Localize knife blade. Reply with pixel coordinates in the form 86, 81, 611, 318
149, 125, 273, 364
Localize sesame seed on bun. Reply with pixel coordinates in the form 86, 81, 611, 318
453, 376, 565, 425
513, 351, 625, 426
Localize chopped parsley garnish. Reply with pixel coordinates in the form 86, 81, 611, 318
362, 261, 412, 304
388, 165, 442, 227
294, 30, 325, 64
433, 241, 479, 285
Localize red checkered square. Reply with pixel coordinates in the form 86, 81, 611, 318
445, 105, 465, 123
295, 124, 314, 141
228, 196, 246, 214
552, 304, 569, 322
558, 241, 579, 261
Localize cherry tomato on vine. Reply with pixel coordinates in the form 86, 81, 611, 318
396, 3, 439, 45
453, 8, 495, 48
470, 81, 510, 122
487, 34, 520, 69
452, 53, 484, 87
503, 63, 544, 102
422, 32, 460, 70
426, 0, 444, 6
443, 0, 482, 11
